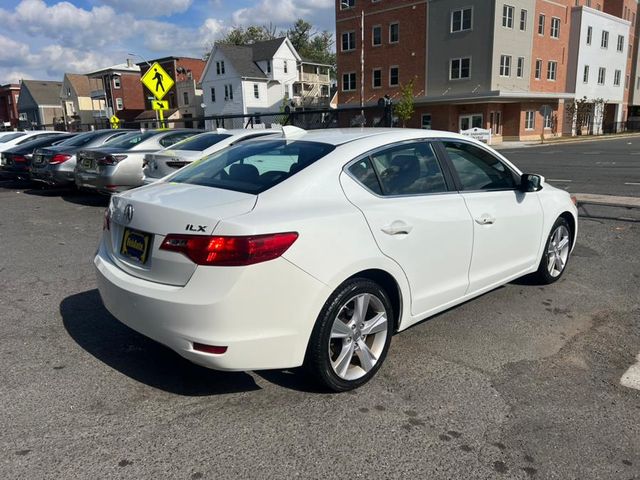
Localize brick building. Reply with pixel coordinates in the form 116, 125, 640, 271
0, 84, 20, 130
335, 0, 640, 141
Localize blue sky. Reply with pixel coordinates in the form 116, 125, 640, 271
0, 0, 335, 83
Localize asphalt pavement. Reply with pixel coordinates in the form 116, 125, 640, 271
499, 135, 640, 198
1, 153, 639, 479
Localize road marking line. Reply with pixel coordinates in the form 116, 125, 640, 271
624, 182, 640, 186
621, 354, 640, 391
548, 179, 573, 182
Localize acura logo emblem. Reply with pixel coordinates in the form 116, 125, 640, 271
124, 204, 134, 224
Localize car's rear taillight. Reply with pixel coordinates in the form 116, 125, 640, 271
98, 154, 127, 166
12, 155, 27, 163
160, 232, 298, 266
50, 154, 71, 164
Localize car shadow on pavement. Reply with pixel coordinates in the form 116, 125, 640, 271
22, 184, 110, 207
61, 289, 261, 396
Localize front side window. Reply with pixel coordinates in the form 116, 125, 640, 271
450, 57, 471, 79
367, 142, 447, 196
547, 61, 557, 80
500, 55, 512, 76
443, 141, 517, 191
451, 8, 472, 32
342, 31, 356, 51
550, 17, 560, 38
503, 5, 514, 28
389, 23, 399, 43
170, 140, 335, 194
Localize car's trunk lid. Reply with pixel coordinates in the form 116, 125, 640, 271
106, 182, 257, 286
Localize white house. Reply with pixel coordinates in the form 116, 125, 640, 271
201, 37, 301, 126
567, 6, 631, 133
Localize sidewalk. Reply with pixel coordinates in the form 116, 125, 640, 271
493, 131, 640, 150
575, 193, 640, 208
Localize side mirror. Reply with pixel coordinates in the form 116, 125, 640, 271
520, 173, 544, 192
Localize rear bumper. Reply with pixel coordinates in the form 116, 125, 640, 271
31, 166, 75, 186
1, 165, 30, 178
94, 238, 330, 371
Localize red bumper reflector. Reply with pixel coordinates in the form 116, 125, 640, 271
193, 343, 227, 355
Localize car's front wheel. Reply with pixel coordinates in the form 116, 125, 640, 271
305, 278, 394, 392
533, 216, 572, 284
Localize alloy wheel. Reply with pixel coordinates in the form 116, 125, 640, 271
547, 225, 570, 278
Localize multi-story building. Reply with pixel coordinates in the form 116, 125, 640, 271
0, 84, 20, 130
335, 0, 640, 141
87, 60, 145, 126
59, 74, 105, 131
16, 80, 64, 130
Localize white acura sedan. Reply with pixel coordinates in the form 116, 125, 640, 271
95, 128, 577, 391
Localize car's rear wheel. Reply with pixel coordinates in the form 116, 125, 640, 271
533, 217, 572, 284
305, 278, 393, 392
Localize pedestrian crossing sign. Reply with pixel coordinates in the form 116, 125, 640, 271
152, 100, 169, 111
140, 62, 174, 100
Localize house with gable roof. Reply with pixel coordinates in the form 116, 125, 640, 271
59, 73, 105, 131
17, 80, 64, 129
201, 37, 300, 123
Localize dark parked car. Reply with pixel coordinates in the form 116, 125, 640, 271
0, 133, 76, 180
30, 129, 133, 187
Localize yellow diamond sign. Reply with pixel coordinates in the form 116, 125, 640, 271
152, 100, 169, 111
141, 62, 174, 100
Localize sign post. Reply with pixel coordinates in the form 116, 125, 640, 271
140, 62, 174, 129
109, 115, 120, 129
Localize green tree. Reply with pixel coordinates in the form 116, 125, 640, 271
394, 80, 415, 127
285, 19, 336, 74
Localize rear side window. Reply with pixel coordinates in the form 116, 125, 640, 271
348, 158, 382, 195
57, 131, 105, 147
16, 133, 59, 145
443, 141, 517, 191
103, 131, 156, 149
170, 139, 335, 194
168, 133, 231, 151
159, 132, 198, 148
0, 133, 26, 143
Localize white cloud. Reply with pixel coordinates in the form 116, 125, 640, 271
231, 0, 334, 30
101, 0, 192, 17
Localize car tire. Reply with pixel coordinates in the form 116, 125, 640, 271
305, 278, 394, 392
533, 216, 572, 285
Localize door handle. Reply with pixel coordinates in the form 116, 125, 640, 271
381, 221, 413, 235
475, 214, 496, 225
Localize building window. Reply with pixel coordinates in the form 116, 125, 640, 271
520, 9, 527, 31
342, 31, 356, 51
583, 65, 590, 83
183, 91, 189, 105
525, 111, 535, 130
389, 23, 399, 43
210, 87, 215, 102
617, 35, 624, 52
544, 113, 552, 129
341, 0, 355, 9
490, 111, 502, 135
113, 77, 121, 89
614, 69, 621, 86
254, 83, 259, 98
550, 17, 560, 38
500, 55, 512, 76
389, 66, 399, 86
502, 5, 514, 28
372, 25, 382, 45
372, 68, 382, 88
450, 57, 471, 79
586, 26, 592, 45
535, 59, 542, 79
224, 84, 233, 100
284, 60, 288, 73
267, 60, 271, 74
216, 61, 225, 75
451, 8, 472, 32
538, 14, 545, 35
637, 77, 640, 90
516, 57, 525, 78
115, 97, 123, 110
598, 67, 606, 85
547, 61, 557, 81
342, 72, 356, 91
626, 74, 630, 89
421, 114, 432, 129
601, 31, 609, 48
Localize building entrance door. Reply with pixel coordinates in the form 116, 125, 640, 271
459, 114, 483, 131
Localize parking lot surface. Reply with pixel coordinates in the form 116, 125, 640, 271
1, 138, 639, 479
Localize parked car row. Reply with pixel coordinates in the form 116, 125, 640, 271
0, 128, 279, 194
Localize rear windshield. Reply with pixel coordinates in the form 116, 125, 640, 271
102, 131, 156, 149
169, 139, 335, 194
0, 132, 27, 143
168, 133, 231, 151
57, 131, 121, 147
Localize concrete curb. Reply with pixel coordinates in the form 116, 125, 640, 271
495, 132, 640, 150
575, 193, 640, 208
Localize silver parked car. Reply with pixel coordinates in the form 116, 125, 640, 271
30, 129, 133, 187
75, 129, 201, 194
142, 129, 278, 183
